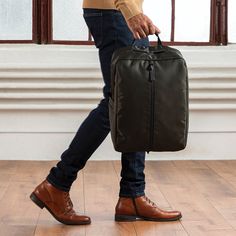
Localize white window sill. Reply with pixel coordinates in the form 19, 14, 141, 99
0, 43, 236, 69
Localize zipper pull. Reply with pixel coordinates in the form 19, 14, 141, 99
147, 63, 154, 71
147, 62, 155, 82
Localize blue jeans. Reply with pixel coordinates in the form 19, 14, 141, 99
46, 8, 149, 197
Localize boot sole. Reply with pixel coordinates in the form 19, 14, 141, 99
30, 192, 91, 225
115, 214, 182, 222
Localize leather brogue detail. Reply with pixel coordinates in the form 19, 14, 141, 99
30, 179, 91, 225
115, 195, 182, 222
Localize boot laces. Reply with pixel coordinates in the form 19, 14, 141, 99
144, 195, 157, 208
63, 192, 73, 210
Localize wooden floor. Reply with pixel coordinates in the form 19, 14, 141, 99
1, 160, 236, 236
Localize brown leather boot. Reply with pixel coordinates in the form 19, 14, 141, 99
30, 179, 91, 225
115, 195, 182, 222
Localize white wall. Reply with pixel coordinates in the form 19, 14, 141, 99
0, 44, 236, 160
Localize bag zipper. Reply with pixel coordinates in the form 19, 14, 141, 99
147, 60, 155, 154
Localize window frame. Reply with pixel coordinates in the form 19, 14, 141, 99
0, 0, 228, 45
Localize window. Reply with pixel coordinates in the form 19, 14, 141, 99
143, 0, 172, 42
228, 0, 236, 43
0, 0, 33, 41
0, 0, 232, 45
174, 0, 211, 42
52, 0, 88, 42
145, 0, 228, 45
144, 0, 211, 43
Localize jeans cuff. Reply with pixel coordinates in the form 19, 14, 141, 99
119, 189, 145, 198
46, 175, 70, 192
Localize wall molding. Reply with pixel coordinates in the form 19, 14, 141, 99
0, 44, 235, 160
0, 45, 236, 111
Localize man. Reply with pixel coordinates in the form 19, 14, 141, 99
30, 0, 182, 225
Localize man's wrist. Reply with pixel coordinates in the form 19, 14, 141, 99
120, 6, 142, 21
114, 0, 142, 21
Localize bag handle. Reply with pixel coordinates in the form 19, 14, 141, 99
132, 33, 163, 48
155, 33, 163, 48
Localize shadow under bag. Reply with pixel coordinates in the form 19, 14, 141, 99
109, 34, 189, 153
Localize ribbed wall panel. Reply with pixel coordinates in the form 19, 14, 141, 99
0, 45, 235, 111
0, 65, 236, 110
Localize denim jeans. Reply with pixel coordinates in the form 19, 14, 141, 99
46, 8, 150, 198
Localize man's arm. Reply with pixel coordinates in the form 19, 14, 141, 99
114, 0, 161, 39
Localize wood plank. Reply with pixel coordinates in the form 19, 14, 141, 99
0, 173, 12, 201
0, 160, 18, 174
0, 223, 35, 236
147, 161, 233, 235
173, 160, 236, 199
84, 161, 136, 236
203, 160, 236, 229
0, 181, 40, 225
171, 160, 236, 235
204, 160, 236, 189
0, 161, 36, 235
0, 160, 50, 226
113, 160, 188, 236
10, 160, 50, 183
0, 160, 19, 200
173, 224, 236, 236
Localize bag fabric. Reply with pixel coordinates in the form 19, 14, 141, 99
109, 35, 189, 153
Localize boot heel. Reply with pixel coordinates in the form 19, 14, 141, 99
115, 214, 137, 222
30, 192, 45, 209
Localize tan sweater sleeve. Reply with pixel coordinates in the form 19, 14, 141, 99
114, 0, 142, 20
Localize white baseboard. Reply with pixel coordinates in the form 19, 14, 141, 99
0, 132, 235, 161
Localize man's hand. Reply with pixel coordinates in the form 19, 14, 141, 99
127, 13, 161, 39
